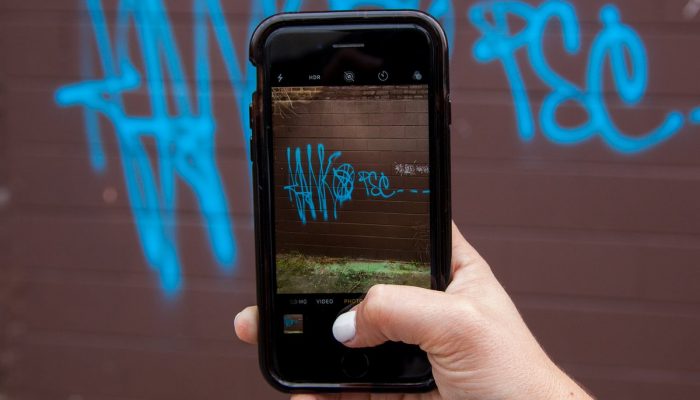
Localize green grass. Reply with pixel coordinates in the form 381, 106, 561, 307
276, 253, 430, 294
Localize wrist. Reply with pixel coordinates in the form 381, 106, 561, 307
541, 361, 594, 400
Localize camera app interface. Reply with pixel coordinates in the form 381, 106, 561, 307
272, 83, 431, 294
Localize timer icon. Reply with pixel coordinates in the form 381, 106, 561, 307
377, 70, 389, 81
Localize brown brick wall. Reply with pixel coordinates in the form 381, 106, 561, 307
1, 1, 699, 400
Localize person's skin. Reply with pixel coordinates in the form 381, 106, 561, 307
235, 223, 594, 400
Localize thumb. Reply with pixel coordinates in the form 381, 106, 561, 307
332, 284, 467, 352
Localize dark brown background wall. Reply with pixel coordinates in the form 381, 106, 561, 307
273, 85, 430, 261
1, 1, 699, 399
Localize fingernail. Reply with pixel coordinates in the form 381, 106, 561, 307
332, 310, 356, 343
234, 312, 241, 327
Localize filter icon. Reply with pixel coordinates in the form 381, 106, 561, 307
412, 70, 423, 81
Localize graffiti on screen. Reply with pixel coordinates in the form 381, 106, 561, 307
284, 144, 429, 224
54, 0, 700, 294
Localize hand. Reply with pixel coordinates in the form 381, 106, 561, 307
235, 222, 594, 400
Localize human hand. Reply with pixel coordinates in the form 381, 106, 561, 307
235, 222, 593, 400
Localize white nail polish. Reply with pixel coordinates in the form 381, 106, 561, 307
332, 310, 357, 343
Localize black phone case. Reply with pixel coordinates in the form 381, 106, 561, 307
248, 10, 452, 393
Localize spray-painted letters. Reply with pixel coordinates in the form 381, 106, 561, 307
54, 0, 700, 293
284, 144, 428, 223
469, 0, 697, 153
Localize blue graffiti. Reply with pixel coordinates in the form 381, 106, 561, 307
469, 1, 696, 153
400, 189, 431, 194
54, 0, 256, 295
332, 163, 356, 206
284, 144, 347, 223
54, 0, 452, 294
56, 0, 700, 294
284, 144, 428, 223
691, 108, 700, 125
358, 171, 397, 199
284, 147, 316, 225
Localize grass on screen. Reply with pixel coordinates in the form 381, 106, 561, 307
276, 253, 430, 294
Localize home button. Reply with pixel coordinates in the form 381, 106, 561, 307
340, 352, 369, 378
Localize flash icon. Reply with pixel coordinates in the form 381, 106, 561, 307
277, 74, 284, 83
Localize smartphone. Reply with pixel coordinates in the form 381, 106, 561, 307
248, 10, 451, 393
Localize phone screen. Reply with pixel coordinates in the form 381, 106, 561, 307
264, 24, 435, 383
273, 83, 431, 294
